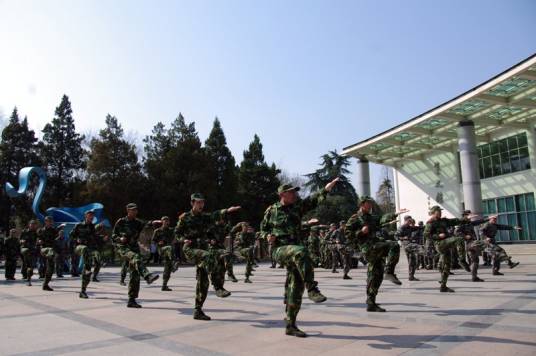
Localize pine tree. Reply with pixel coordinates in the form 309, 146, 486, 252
238, 134, 280, 227
41, 95, 86, 206
304, 150, 357, 223
0, 107, 41, 228
204, 118, 238, 209
86, 114, 144, 221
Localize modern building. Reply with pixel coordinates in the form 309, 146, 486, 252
342, 53, 536, 243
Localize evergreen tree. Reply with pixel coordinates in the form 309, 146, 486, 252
238, 134, 280, 227
0, 108, 41, 228
41, 95, 86, 206
86, 114, 144, 221
204, 118, 238, 209
304, 150, 357, 223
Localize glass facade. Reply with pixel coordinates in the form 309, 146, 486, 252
482, 193, 536, 242
477, 133, 531, 179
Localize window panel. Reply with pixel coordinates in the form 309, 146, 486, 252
526, 193, 535, 211
508, 136, 518, 150
519, 147, 530, 170
517, 133, 527, 147
510, 149, 521, 172
528, 212, 536, 240
481, 145, 490, 157
505, 197, 515, 212
518, 213, 528, 240
491, 154, 501, 176
515, 194, 526, 212
483, 157, 492, 178
497, 198, 507, 213
487, 200, 497, 214
490, 142, 500, 155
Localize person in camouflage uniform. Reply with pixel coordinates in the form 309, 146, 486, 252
261, 178, 338, 338
37, 216, 60, 291
72, 210, 101, 298
112, 203, 160, 308
307, 226, 321, 267
423, 205, 471, 293
152, 216, 179, 291
319, 227, 331, 269
175, 193, 240, 321
233, 222, 256, 283
336, 221, 353, 279
455, 210, 490, 282
325, 223, 342, 274
4, 228, 20, 280
345, 196, 406, 312
480, 215, 521, 276
395, 216, 423, 281
91, 223, 108, 282
20, 220, 39, 286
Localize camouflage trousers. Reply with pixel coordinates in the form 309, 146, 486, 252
363, 240, 400, 302
273, 244, 317, 324
320, 245, 332, 269
116, 245, 152, 299
486, 240, 511, 273
434, 236, 466, 287
467, 240, 487, 279
424, 239, 439, 269
158, 245, 175, 285
40, 247, 56, 285
75, 245, 101, 291
183, 245, 226, 310
402, 241, 424, 278
20, 248, 35, 280
239, 247, 255, 278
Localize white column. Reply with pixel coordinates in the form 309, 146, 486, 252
355, 158, 371, 197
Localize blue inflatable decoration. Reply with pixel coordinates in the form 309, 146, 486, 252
5, 167, 111, 234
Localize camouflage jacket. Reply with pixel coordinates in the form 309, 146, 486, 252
260, 189, 327, 247
174, 209, 227, 250
308, 233, 320, 253
424, 217, 462, 241
345, 210, 397, 252
152, 226, 175, 246
480, 222, 513, 240
113, 217, 152, 248
71, 221, 97, 248
455, 218, 488, 240
395, 224, 421, 243
235, 231, 256, 249
3, 236, 20, 256
37, 226, 59, 248
20, 229, 38, 250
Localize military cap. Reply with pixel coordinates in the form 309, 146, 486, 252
358, 195, 374, 205
462, 209, 471, 216
84, 209, 95, 215
404, 215, 413, 221
190, 193, 205, 201
44, 215, 54, 221
126, 203, 138, 210
277, 184, 300, 194
429, 205, 443, 214
161, 216, 170, 221
29, 219, 39, 225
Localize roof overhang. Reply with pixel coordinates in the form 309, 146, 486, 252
342, 53, 536, 165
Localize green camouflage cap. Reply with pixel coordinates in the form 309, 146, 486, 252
429, 205, 443, 214
126, 203, 138, 210
358, 195, 374, 205
191, 193, 205, 201
161, 216, 170, 221
277, 184, 300, 194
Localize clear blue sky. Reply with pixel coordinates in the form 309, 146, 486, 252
1, 0, 535, 192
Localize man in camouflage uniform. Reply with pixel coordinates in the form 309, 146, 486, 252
175, 193, 240, 321
319, 227, 331, 269
20, 220, 39, 286
480, 216, 521, 276
37, 216, 60, 291
395, 216, 423, 281
326, 223, 342, 274
4, 228, 20, 280
424, 206, 471, 293
345, 196, 405, 312
152, 216, 179, 291
112, 203, 160, 307
233, 222, 256, 283
336, 221, 353, 279
261, 178, 338, 338
72, 210, 100, 298
455, 210, 490, 282
91, 223, 108, 282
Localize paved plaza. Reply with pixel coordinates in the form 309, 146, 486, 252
1, 251, 535, 356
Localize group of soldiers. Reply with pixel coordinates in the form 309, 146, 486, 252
0, 177, 522, 338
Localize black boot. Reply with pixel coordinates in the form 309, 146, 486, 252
285, 319, 307, 337
127, 298, 142, 308
145, 273, 159, 285
193, 308, 211, 320
366, 297, 386, 312
79, 290, 89, 299
161, 284, 172, 291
